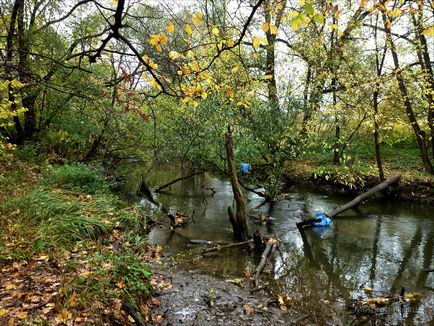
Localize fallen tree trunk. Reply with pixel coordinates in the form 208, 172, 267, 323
328, 175, 401, 218
154, 170, 207, 192
296, 175, 401, 229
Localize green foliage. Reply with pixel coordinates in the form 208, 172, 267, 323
44, 163, 107, 194
1, 186, 113, 257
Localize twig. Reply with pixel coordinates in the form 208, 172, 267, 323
201, 240, 252, 254
121, 301, 146, 326
250, 285, 267, 293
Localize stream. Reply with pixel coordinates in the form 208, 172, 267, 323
116, 163, 434, 325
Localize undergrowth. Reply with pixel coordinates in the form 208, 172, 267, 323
0, 161, 157, 324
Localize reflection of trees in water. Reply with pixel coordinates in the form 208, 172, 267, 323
281, 213, 433, 324
390, 226, 423, 293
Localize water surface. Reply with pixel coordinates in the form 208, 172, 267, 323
117, 163, 434, 324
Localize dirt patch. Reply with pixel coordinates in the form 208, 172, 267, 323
150, 266, 301, 325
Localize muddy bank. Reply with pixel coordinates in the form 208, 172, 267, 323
150, 263, 314, 326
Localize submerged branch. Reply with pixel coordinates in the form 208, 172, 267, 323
154, 170, 207, 192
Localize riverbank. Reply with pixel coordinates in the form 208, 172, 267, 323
0, 158, 162, 324
283, 160, 434, 205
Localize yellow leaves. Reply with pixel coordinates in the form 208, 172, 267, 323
168, 50, 181, 60
35, 254, 49, 261
231, 66, 240, 73
167, 22, 175, 33
264, 74, 273, 80
404, 292, 421, 302
149, 33, 168, 52
17, 311, 28, 319
0, 309, 7, 317
237, 100, 251, 109
364, 287, 373, 294
180, 83, 202, 99
252, 52, 260, 60
360, 0, 369, 7
116, 278, 125, 289
185, 24, 193, 36
277, 293, 292, 310
422, 26, 434, 36
225, 86, 234, 98
67, 292, 78, 308
262, 22, 270, 33
252, 36, 260, 49
226, 278, 244, 284
328, 23, 339, 31
386, 19, 392, 30
186, 50, 194, 59
148, 77, 161, 90
211, 27, 220, 36
261, 22, 277, 34
388, 8, 402, 18
178, 66, 190, 76
56, 309, 72, 323
192, 12, 203, 26
189, 61, 200, 72
142, 55, 158, 70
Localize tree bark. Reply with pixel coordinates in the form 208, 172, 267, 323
382, 9, 433, 175
5, 0, 25, 142
373, 15, 386, 181
225, 125, 249, 241
328, 175, 401, 218
412, 11, 434, 160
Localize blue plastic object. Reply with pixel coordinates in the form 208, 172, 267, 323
312, 212, 332, 227
241, 163, 250, 175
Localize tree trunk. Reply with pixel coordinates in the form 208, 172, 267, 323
328, 175, 401, 218
263, 0, 286, 111
5, 0, 25, 143
225, 125, 249, 241
412, 12, 434, 159
382, 11, 434, 175
373, 88, 384, 181
373, 16, 385, 181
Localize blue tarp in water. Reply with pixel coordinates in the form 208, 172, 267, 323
312, 212, 332, 227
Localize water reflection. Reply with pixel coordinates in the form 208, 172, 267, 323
115, 163, 434, 324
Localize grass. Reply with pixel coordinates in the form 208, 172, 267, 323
0, 159, 158, 324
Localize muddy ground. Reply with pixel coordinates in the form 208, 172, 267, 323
150, 265, 310, 326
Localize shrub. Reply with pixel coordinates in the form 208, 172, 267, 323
45, 163, 107, 194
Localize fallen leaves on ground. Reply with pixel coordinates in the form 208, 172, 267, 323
0, 242, 164, 325
225, 278, 244, 285
243, 304, 254, 315
277, 293, 292, 310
